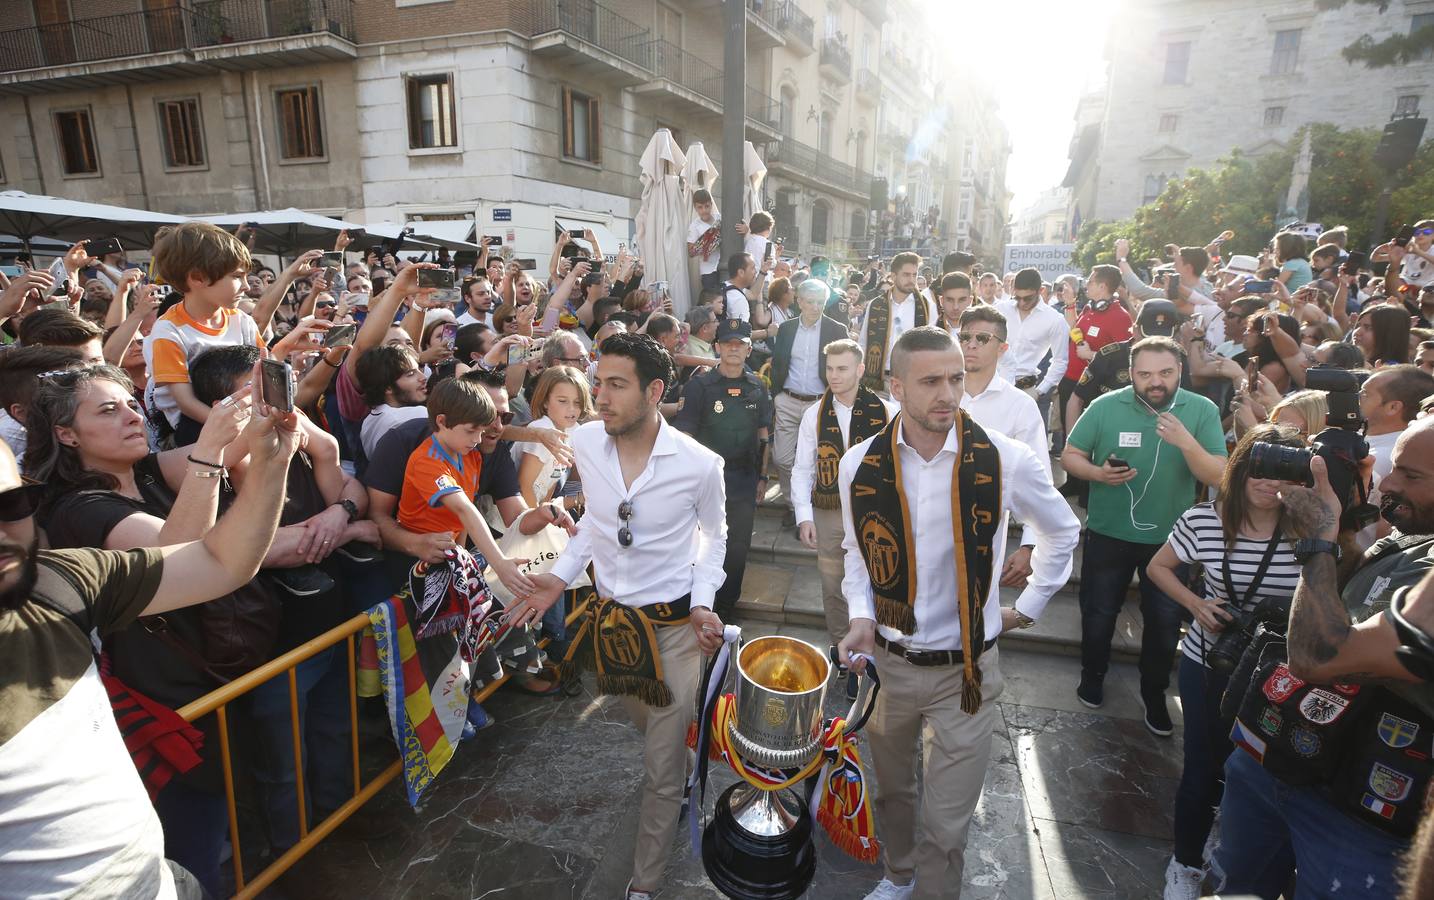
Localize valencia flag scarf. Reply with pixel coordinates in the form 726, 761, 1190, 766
849, 410, 1002, 714
812, 387, 890, 510
861, 290, 927, 392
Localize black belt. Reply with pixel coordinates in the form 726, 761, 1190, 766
783, 389, 821, 402
876, 633, 998, 667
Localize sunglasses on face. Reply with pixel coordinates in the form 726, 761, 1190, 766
1416, 228, 1434, 237
957, 331, 997, 346
618, 499, 633, 548
0, 481, 43, 523
497, 411, 515, 426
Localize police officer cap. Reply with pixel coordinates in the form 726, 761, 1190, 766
1137, 299, 1181, 337
715, 318, 752, 343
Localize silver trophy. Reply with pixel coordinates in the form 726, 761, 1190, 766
701, 635, 874, 900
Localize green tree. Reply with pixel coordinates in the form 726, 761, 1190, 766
1071, 124, 1427, 269
1317, 0, 1434, 68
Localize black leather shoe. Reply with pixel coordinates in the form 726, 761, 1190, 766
1076, 675, 1104, 709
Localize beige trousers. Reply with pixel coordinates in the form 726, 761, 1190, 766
867, 644, 1005, 899
619, 621, 701, 890
813, 505, 849, 644
772, 391, 817, 507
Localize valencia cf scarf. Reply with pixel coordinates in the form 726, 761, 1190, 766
861, 290, 927, 392
562, 596, 691, 707
812, 387, 889, 510
849, 411, 1002, 714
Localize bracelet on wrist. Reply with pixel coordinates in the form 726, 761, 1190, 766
187, 454, 225, 470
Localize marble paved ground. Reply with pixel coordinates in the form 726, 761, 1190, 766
277, 624, 1182, 900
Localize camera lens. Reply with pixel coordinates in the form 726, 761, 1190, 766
1249, 441, 1313, 484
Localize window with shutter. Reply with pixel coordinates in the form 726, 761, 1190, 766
562, 87, 602, 163
54, 109, 100, 175
158, 98, 206, 169
275, 86, 325, 160
406, 74, 458, 149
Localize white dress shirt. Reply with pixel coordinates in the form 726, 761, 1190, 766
456, 308, 490, 328
791, 393, 900, 525
783, 319, 827, 397
993, 299, 1069, 395
724, 283, 751, 323
839, 418, 1079, 648
857, 292, 937, 375
961, 373, 1049, 548
551, 418, 728, 609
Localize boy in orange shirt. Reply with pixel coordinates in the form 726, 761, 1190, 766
398, 378, 548, 721
398, 377, 533, 598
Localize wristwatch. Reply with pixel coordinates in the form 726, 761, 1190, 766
1293, 538, 1341, 563
336, 498, 359, 524
1013, 611, 1036, 630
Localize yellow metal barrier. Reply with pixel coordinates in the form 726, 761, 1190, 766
178, 593, 591, 899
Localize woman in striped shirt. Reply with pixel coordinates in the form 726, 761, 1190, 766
1147, 423, 1305, 899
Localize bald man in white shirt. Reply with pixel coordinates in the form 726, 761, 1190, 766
838, 327, 1079, 900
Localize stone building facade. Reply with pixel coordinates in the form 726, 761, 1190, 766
1065, 0, 1434, 227
0, 0, 1008, 264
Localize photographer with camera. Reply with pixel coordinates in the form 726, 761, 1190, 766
1145, 424, 1305, 899
1211, 415, 1434, 899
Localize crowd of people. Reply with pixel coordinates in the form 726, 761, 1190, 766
4, 197, 1434, 900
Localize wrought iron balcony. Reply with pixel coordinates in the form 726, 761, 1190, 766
745, 0, 784, 49
855, 67, 879, 104
765, 136, 870, 200
773, 0, 814, 54
819, 37, 851, 83
531, 0, 653, 84
0, 0, 356, 90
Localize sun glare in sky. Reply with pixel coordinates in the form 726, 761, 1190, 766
926, 0, 1121, 213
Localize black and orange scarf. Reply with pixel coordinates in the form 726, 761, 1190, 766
849, 411, 1002, 713
561, 596, 691, 707
861, 290, 928, 392
812, 387, 889, 510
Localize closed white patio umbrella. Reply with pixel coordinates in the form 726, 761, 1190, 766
635, 129, 693, 317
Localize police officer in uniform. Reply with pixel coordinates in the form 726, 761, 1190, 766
675, 318, 773, 620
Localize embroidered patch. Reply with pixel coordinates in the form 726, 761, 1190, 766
1299, 688, 1350, 724
1364, 575, 1392, 607
1263, 664, 1305, 703
1289, 726, 1320, 757
434, 473, 458, 491
713, 400, 724, 413
1231, 718, 1267, 763
1258, 706, 1283, 737
1369, 762, 1413, 802
1362, 793, 1397, 819
1379, 713, 1420, 749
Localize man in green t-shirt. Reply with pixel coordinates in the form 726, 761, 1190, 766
1, 402, 301, 899
1061, 336, 1227, 736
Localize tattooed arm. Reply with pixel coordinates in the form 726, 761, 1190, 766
1283, 456, 1421, 683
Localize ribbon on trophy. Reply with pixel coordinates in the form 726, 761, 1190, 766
686, 634, 883, 864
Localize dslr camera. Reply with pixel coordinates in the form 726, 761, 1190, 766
1249, 365, 1377, 530
1207, 597, 1292, 674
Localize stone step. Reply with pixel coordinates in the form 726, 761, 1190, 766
733, 558, 1151, 664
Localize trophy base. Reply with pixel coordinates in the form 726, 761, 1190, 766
702, 782, 816, 900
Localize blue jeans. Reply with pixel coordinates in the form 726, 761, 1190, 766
1173, 656, 1232, 866
1214, 750, 1408, 899
1077, 529, 1185, 694
245, 647, 352, 852
154, 780, 227, 899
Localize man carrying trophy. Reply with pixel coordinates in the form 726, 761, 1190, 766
508, 333, 729, 900
837, 326, 1080, 900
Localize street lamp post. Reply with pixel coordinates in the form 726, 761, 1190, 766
721, 0, 747, 268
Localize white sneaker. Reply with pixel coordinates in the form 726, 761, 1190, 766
1163, 857, 1203, 900
864, 879, 915, 900
624, 880, 654, 900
